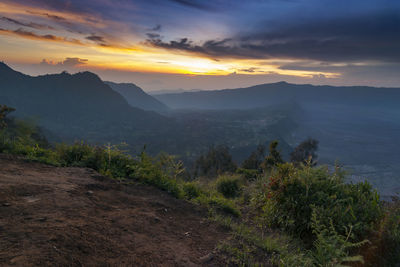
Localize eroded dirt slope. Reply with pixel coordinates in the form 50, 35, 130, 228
0, 154, 228, 266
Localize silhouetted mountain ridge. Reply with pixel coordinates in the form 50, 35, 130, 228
0, 63, 173, 148
155, 81, 400, 110
106, 81, 169, 113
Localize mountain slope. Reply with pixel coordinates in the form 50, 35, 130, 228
0, 62, 173, 147
155, 81, 400, 110
106, 81, 169, 113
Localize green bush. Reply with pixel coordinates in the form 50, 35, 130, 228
216, 175, 242, 198
310, 210, 368, 266
56, 142, 94, 167
0, 118, 57, 165
128, 152, 184, 198
208, 195, 241, 217
382, 201, 400, 264
369, 199, 400, 266
257, 163, 382, 242
183, 182, 202, 199
236, 168, 259, 181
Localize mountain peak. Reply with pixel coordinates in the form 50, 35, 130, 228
0, 62, 13, 71
0, 61, 26, 79
72, 71, 103, 83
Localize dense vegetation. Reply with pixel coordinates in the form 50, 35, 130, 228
1, 105, 399, 266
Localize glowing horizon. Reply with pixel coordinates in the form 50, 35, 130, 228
1, 0, 399, 91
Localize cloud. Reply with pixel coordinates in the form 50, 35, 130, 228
167, 0, 217, 11
0, 16, 55, 30
26, 10, 67, 22
40, 57, 88, 67
60, 57, 88, 67
0, 27, 83, 45
85, 35, 106, 45
145, 11, 400, 63
239, 67, 261, 73
146, 33, 161, 39
150, 24, 161, 31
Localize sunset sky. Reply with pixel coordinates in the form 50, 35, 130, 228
1, 0, 399, 91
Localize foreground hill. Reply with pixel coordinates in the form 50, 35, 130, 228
0, 154, 227, 266
106, 81, 169, 113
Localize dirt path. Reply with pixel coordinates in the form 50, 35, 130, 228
0, 154, 228, 266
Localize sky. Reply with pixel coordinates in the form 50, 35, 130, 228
1, 0, 400, 91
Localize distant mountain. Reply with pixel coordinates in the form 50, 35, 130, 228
0, 62, 174, 150
106, 81, 169, 113
155, 81, 400, 110
0, 62, 297, 163
149, 88, 202, 95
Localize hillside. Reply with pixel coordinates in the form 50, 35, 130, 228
0, 62, 174, 151
0, 154, 228, 266
106, 81, 169, 113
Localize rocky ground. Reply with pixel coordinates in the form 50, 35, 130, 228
0, 154, 228, 266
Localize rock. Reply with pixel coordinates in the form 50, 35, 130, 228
3, 202, 11, 207
199, 253, 213, 263
87, 190, 94, 195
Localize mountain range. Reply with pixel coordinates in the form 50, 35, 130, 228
0, 63, 293, 160
1, 62, 399, 196
0, 62, 173, 150
155, 81, 400, 110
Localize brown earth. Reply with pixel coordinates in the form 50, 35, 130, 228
0, 154, 229, 266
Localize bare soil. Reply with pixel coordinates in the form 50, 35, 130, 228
0, 154, 229, 266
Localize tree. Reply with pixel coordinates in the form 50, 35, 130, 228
0, 105, 15, 129
290, 138, 319, 166
241, 144, 266, 171
262, 140, 284, 170
194, 145, 237, 177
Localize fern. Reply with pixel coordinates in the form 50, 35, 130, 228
311, 210, 369, 267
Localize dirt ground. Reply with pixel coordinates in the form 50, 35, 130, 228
0, 154, 229, 266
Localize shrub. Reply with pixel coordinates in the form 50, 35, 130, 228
183, 182, 202, 199
216, 175, 242, 198
208, 195, 240, 217
257, 163, 382, 243
262, 140, 284, 170
290, 138, 319, 166
236, 168, 258, 181
380, 200, 400, 265
128, 151, 184, 198
56, 142, 94, 167
196, 194, 240, 217
194, 145, 237, 177
310, 210, 368, 266
363, 198, 400, 266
